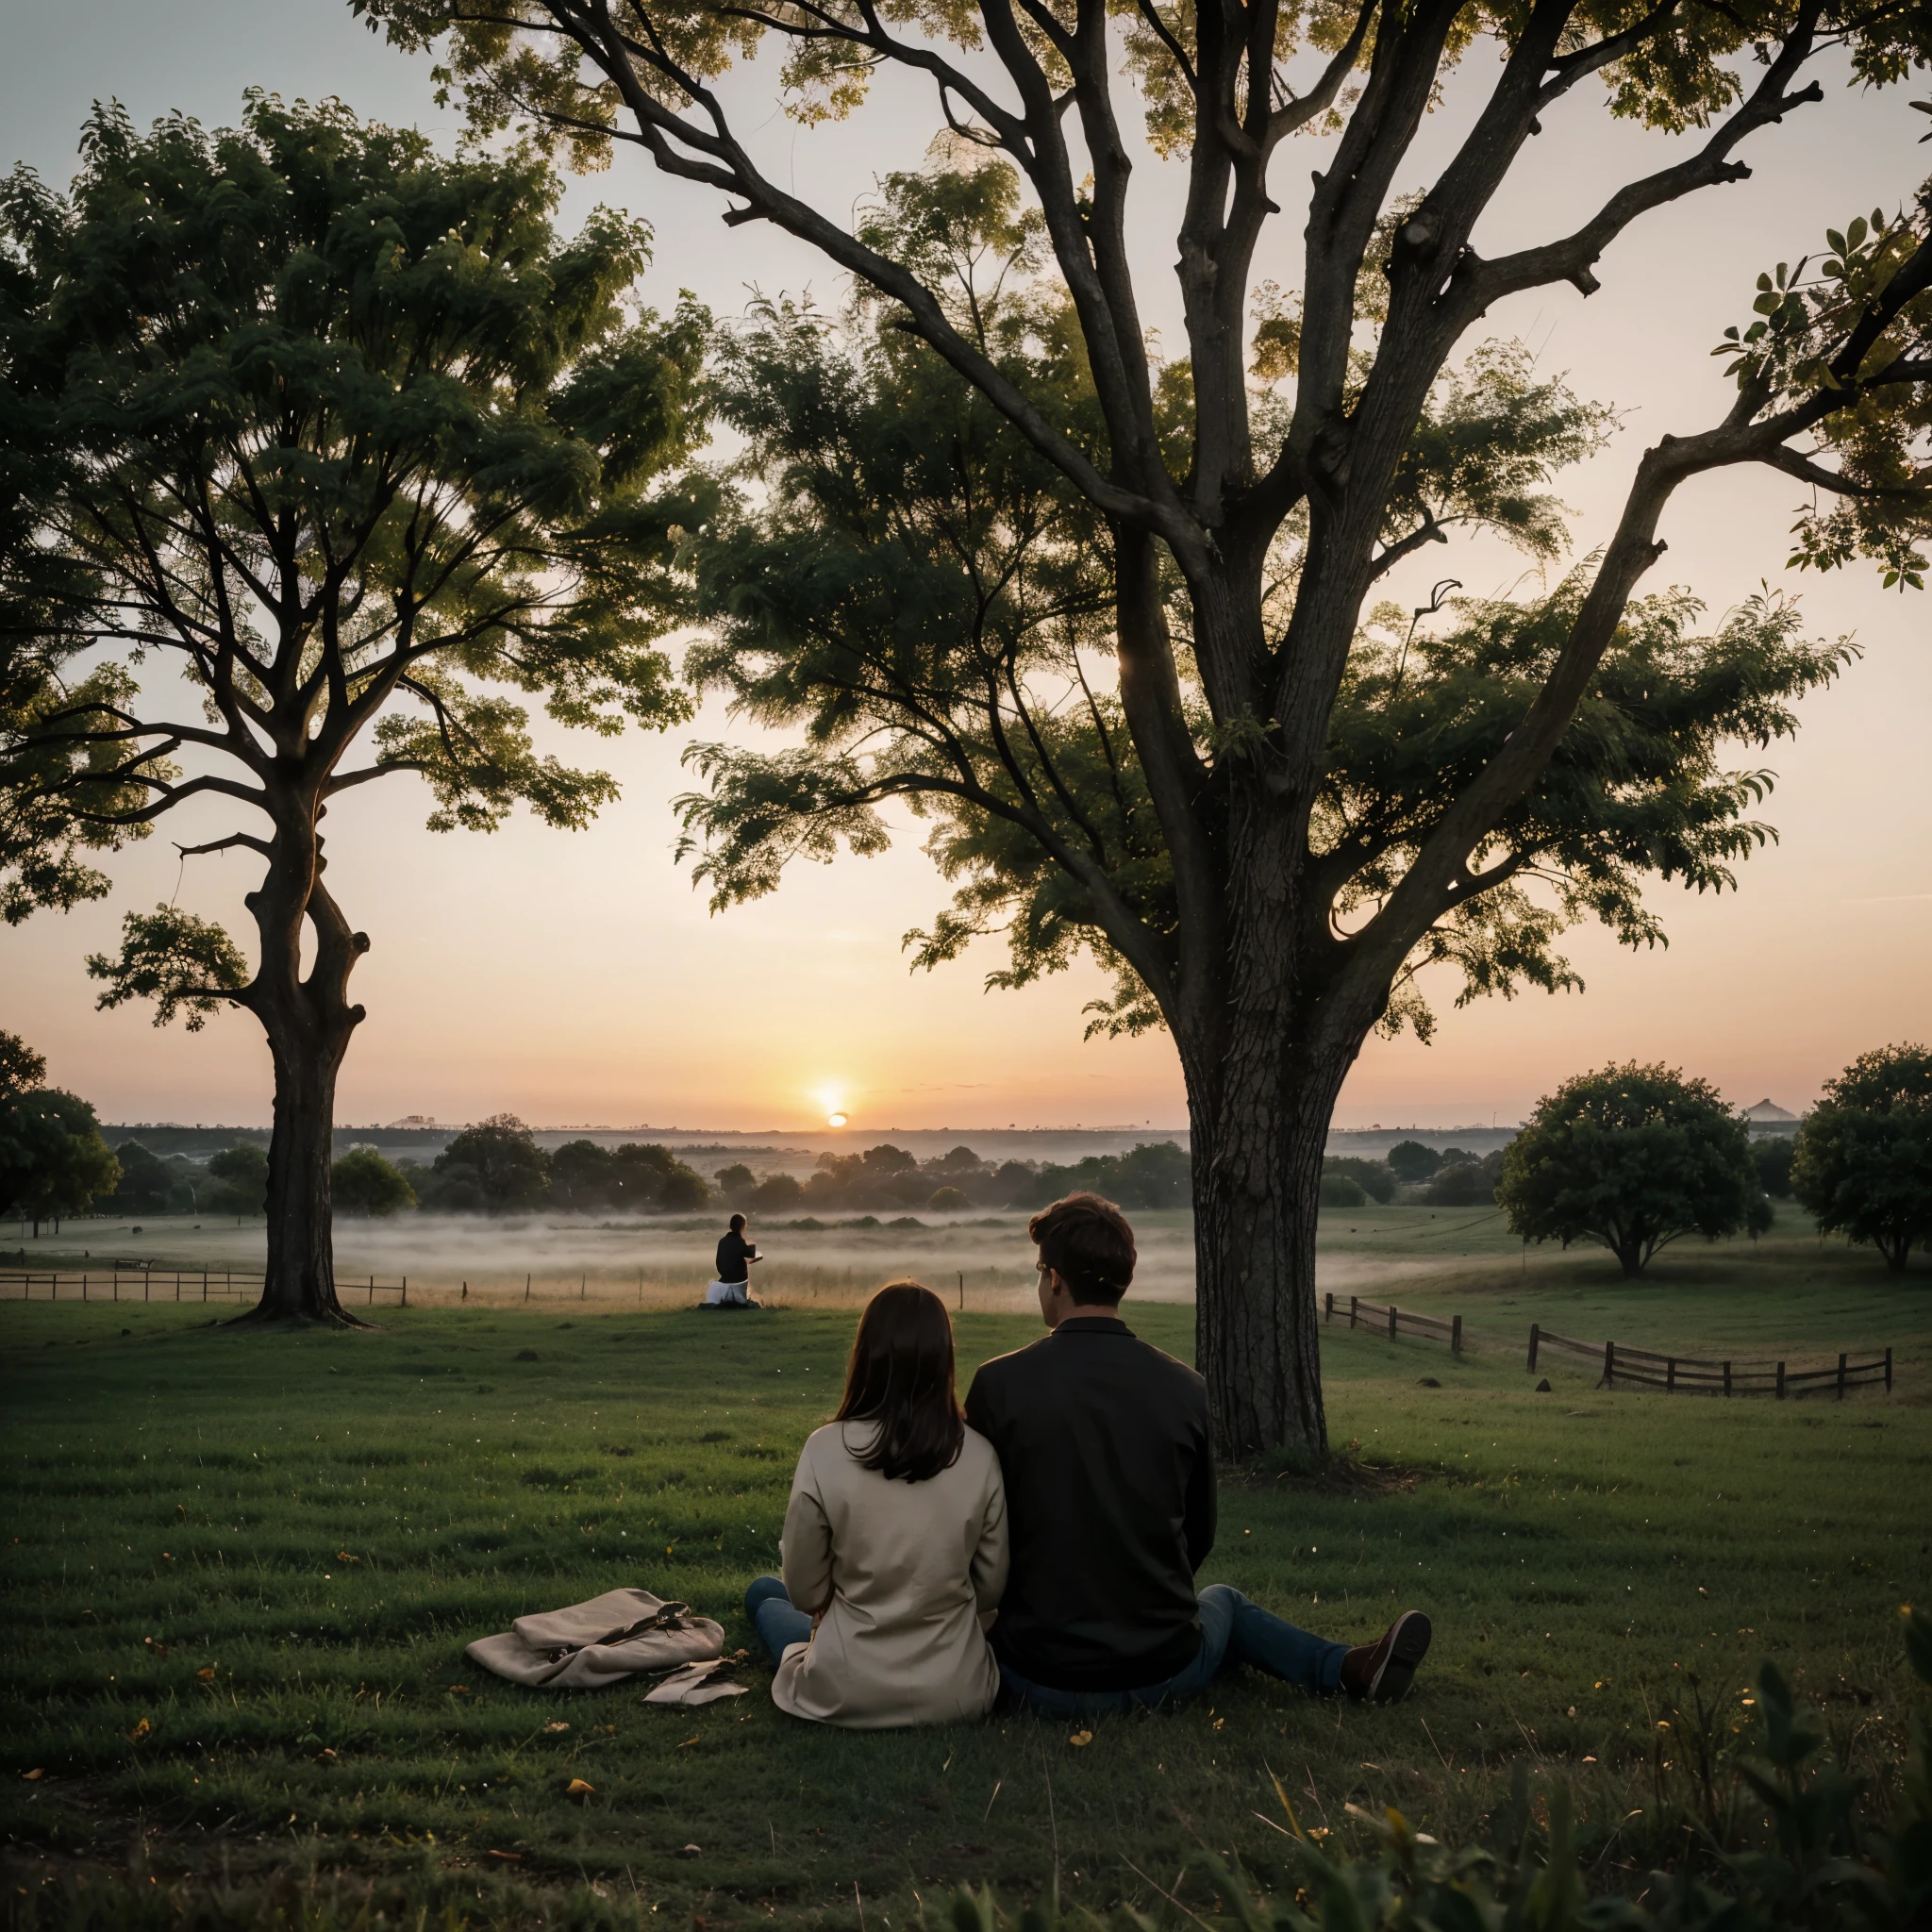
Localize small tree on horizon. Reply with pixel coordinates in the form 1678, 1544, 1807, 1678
0, 97, 710, 1324
1497, 1062, 1766, 1277
1791, 1044, 1932, 1274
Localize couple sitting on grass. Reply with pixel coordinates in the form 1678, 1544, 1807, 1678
742, 1191, 1431, 1728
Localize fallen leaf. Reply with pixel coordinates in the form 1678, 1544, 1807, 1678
316, 1747, 338, 1762
447, 1685, 471, 1695
1211, 1717, 1225, 1731
175, 1504, 185, 1520
678, 1843, 702, 1858
22, 1769, 43, 1781
676, 1734, 701, 1748
143, 1637, 169, 1657
196, 1668, 216, 1683
336, 1551, 358, 1563
160, 1552, 173, 1561
486, 1850, 522, 1862
543, 1721, 571, 1734
566, 1777, 596, 1799
129, 1719, 151, 1741
1068, 1730, 1092, 1748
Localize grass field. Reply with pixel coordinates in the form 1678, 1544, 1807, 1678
2, 1212, 1928, 1928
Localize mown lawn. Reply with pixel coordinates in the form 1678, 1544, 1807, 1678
2, 1230, 1928, 1927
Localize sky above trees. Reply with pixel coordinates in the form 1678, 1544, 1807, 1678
3, 0, 1926, 1134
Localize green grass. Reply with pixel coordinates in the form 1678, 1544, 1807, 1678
2, 1224, 1929, 1928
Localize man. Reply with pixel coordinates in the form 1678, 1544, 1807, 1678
705, 1212, 760, 1307
963, 1191, 1430, 1713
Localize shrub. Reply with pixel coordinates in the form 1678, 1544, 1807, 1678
1387, 1139, 1441, 1183
1496, 1063, 1761, 1276
205, 1141, 268, 1215
1323, 1155, 1395, 1202
1791, 1043, 1932, 1273
1753, 1134, 1797, 1198
331, 1147, 415, 1217
1423, 1155, 1499, 1206
751, 1172, 803, 1212
421, 1115, 549, 1213
927, 1185, 972, 1211
1319, 1173, 1367, 1207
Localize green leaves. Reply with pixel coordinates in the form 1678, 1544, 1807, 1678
1714, 194, 1932, 591
1495, 1062, 1765, 1274
85, 906, 251, 1031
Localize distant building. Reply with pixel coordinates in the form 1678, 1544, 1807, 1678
1741, 1097, 1800, 1135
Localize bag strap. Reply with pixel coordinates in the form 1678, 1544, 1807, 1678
543, 1601, 695, 1661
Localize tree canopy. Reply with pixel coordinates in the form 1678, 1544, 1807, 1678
0, 1032, 120, 1235
1791, 1043, 1932, 1272
1497, 1062, 1767, 1275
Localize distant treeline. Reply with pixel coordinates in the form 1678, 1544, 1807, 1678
316, 1119, 1196, 1218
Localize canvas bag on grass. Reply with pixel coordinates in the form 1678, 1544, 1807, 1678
466, 1589, 724, 1690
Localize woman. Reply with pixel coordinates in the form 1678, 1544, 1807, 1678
744, 1281, 1008, 1727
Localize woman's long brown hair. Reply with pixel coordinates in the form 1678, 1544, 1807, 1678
832, 1281, 966, 1484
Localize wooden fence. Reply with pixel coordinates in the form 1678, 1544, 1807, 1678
0, 1270, 408, 1307
1324, 1291, 1462, 1355
1527, 1323, 1891, 1399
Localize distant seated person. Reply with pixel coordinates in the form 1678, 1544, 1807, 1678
964, 1191, 1432, 1714
744, 1281, 1008, 1727
705, 1213, 759, 1307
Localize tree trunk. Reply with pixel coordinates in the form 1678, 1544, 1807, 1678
1189, 1059, 1342, 1457
1174, 759, 1357, 1457
233, 811, 371, 1328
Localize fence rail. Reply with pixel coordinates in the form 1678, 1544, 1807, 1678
1324, 1291, 1462, 1355
1527, 1323, 1890, 1399
0, 1270, 408, 1307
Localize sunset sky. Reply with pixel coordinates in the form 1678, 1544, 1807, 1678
3, 1, 1926, 1134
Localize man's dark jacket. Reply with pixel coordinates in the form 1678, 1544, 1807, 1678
964, 1313, 1216, 1690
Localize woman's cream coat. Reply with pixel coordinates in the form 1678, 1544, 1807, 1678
773, 1421, 1008, 1728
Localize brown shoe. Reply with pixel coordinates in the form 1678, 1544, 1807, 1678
1340, 1610, 1432, 1703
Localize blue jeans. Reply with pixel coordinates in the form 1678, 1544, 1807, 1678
745, 1574, 813, 1662
997, 1585, 1348, 1715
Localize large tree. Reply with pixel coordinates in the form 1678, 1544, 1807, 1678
0, 97, 710, 1324
1791, 1043, 1932, 1273
367, 0, 1930, 1447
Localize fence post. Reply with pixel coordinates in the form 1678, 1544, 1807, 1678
202, 1270, 208, 1302
1452, 1314, 1462, 1357
1723, 1360, 1731, 1398
1837, 1352, 1847, 1401
82, 1273, 87, 1302
368, 1276, 374, 1306
1389, 1303, 1398, 1344
958, 1272, 964, 1311
1528, 1324, 1540, 1372
1886, 1346, 1893, 1394
401, 1276, 408, 1308
525, 1274, 531, 1303
1349, 1294, 1358, 1330
1776, 1360, 1786, 1400
1601, 1338, 1615, 1389
580, 1273, 586, 1301
1324, 1291, 1333, 1323
1666, 1357, 1676, 1393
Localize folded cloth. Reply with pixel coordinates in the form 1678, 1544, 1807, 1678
645, 1657, 753, 1707
704, 1278, 750, 1306
466, 1589, 724, 1690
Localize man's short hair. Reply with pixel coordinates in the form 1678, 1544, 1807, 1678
729, 1212, 746, 1232
1029, 1192, 1136, 1306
